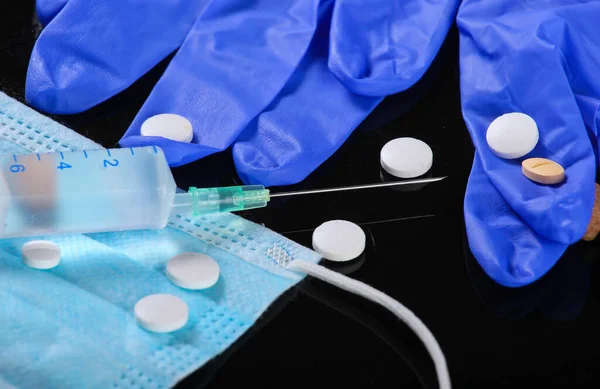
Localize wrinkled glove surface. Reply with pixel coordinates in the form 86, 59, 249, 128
459, 0, 600, 287
27, 0, 458, 186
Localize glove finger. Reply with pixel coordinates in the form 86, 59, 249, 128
465, 155, 569, 287
458, 1, 600, 245
232, 2, 381, 186
26, 0, 209, 114
328, 0, 459, 96
119, 0, 320, 167
36, 0, 69, 26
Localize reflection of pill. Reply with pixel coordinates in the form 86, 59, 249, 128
522, 158, 564, 185
134, 294, 188, 333
141, 114, 193, 143
22, 240, 60, 269
487, 113, 538, 159
166, 252, 220, 290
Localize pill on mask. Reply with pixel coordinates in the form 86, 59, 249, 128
521, 158, 565, 185
141, 114, 193, 143
312, 220, 366, 262
380, 137, 433, 178
486, 112, 539, 159
583, 184, 600, 241
21, 240, 60, 269
166, 252, 220, 290
134, 294, 189, 333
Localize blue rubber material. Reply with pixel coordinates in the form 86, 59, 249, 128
27, 0, 211, 114
459, 0, 600, 287
26, 0, 458, 184
232, 5, 382, 186
35, 0, 67, 26
118, 0, 321, 167
328, 0, 460, 96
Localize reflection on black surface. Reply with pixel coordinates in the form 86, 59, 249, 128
379, 168, 434, 193
300, 279, 436, 389
12, 7, 600, 386
243, 177, 448, 236
464, 231, 595, 321
321, 253, 367, 275
177, 221, 429, 389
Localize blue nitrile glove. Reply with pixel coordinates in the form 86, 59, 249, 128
35, 0, 67, 26
27, 0, 459, 186
27, 0, 212, 113
232, 0, 460, 185
328, 0, 460, 97
26, 0, 321, 167
458, 0, 600, 287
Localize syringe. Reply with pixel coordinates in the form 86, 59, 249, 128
0, 147, 445, 238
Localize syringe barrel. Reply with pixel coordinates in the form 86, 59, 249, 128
0, 147, 176, 238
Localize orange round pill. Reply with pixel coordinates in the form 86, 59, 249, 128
521, 158, 565, 185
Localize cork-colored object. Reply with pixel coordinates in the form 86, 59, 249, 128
583, 184, 600, 241
521, 158, 564, 185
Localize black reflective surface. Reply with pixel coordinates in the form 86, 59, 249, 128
3, 3, 600, 388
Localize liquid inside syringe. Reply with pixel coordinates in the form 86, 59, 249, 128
0, 147, 445, 239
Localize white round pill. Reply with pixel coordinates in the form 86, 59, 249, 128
134, 294, 189, 333
166, 252, 220, 290
22, 240, 60, 269
486, 112, 539, 159
140, 114, 193, 143
312, 220, 366, 262
380, 138, 433, 178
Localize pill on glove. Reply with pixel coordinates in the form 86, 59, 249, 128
312, 220, 366, 262
141, 114, 193, 143
134, 294, 189, 333
22, 240, 60, 269
380, 138, 433, 178
583, 184, 600, 242
486, 112, 538, 159
521, 158, 565, 185
166, 252, 220, 290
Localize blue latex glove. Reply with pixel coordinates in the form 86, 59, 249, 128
27, 0, 459, 186
458, 0, 600, 287
35, 0, 67, 26
27, 0, 320, 168
233, 0, 459, 185
328, 0, 460, 96
27, 0, 212, 113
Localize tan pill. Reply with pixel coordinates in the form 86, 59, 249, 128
521, 158, 564, 185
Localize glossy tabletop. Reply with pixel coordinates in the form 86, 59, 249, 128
2, 3, 600, 388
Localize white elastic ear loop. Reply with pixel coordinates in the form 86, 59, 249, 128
287, 260, 451, 389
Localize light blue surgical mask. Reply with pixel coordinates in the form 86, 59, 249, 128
0, 92, 450, 389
